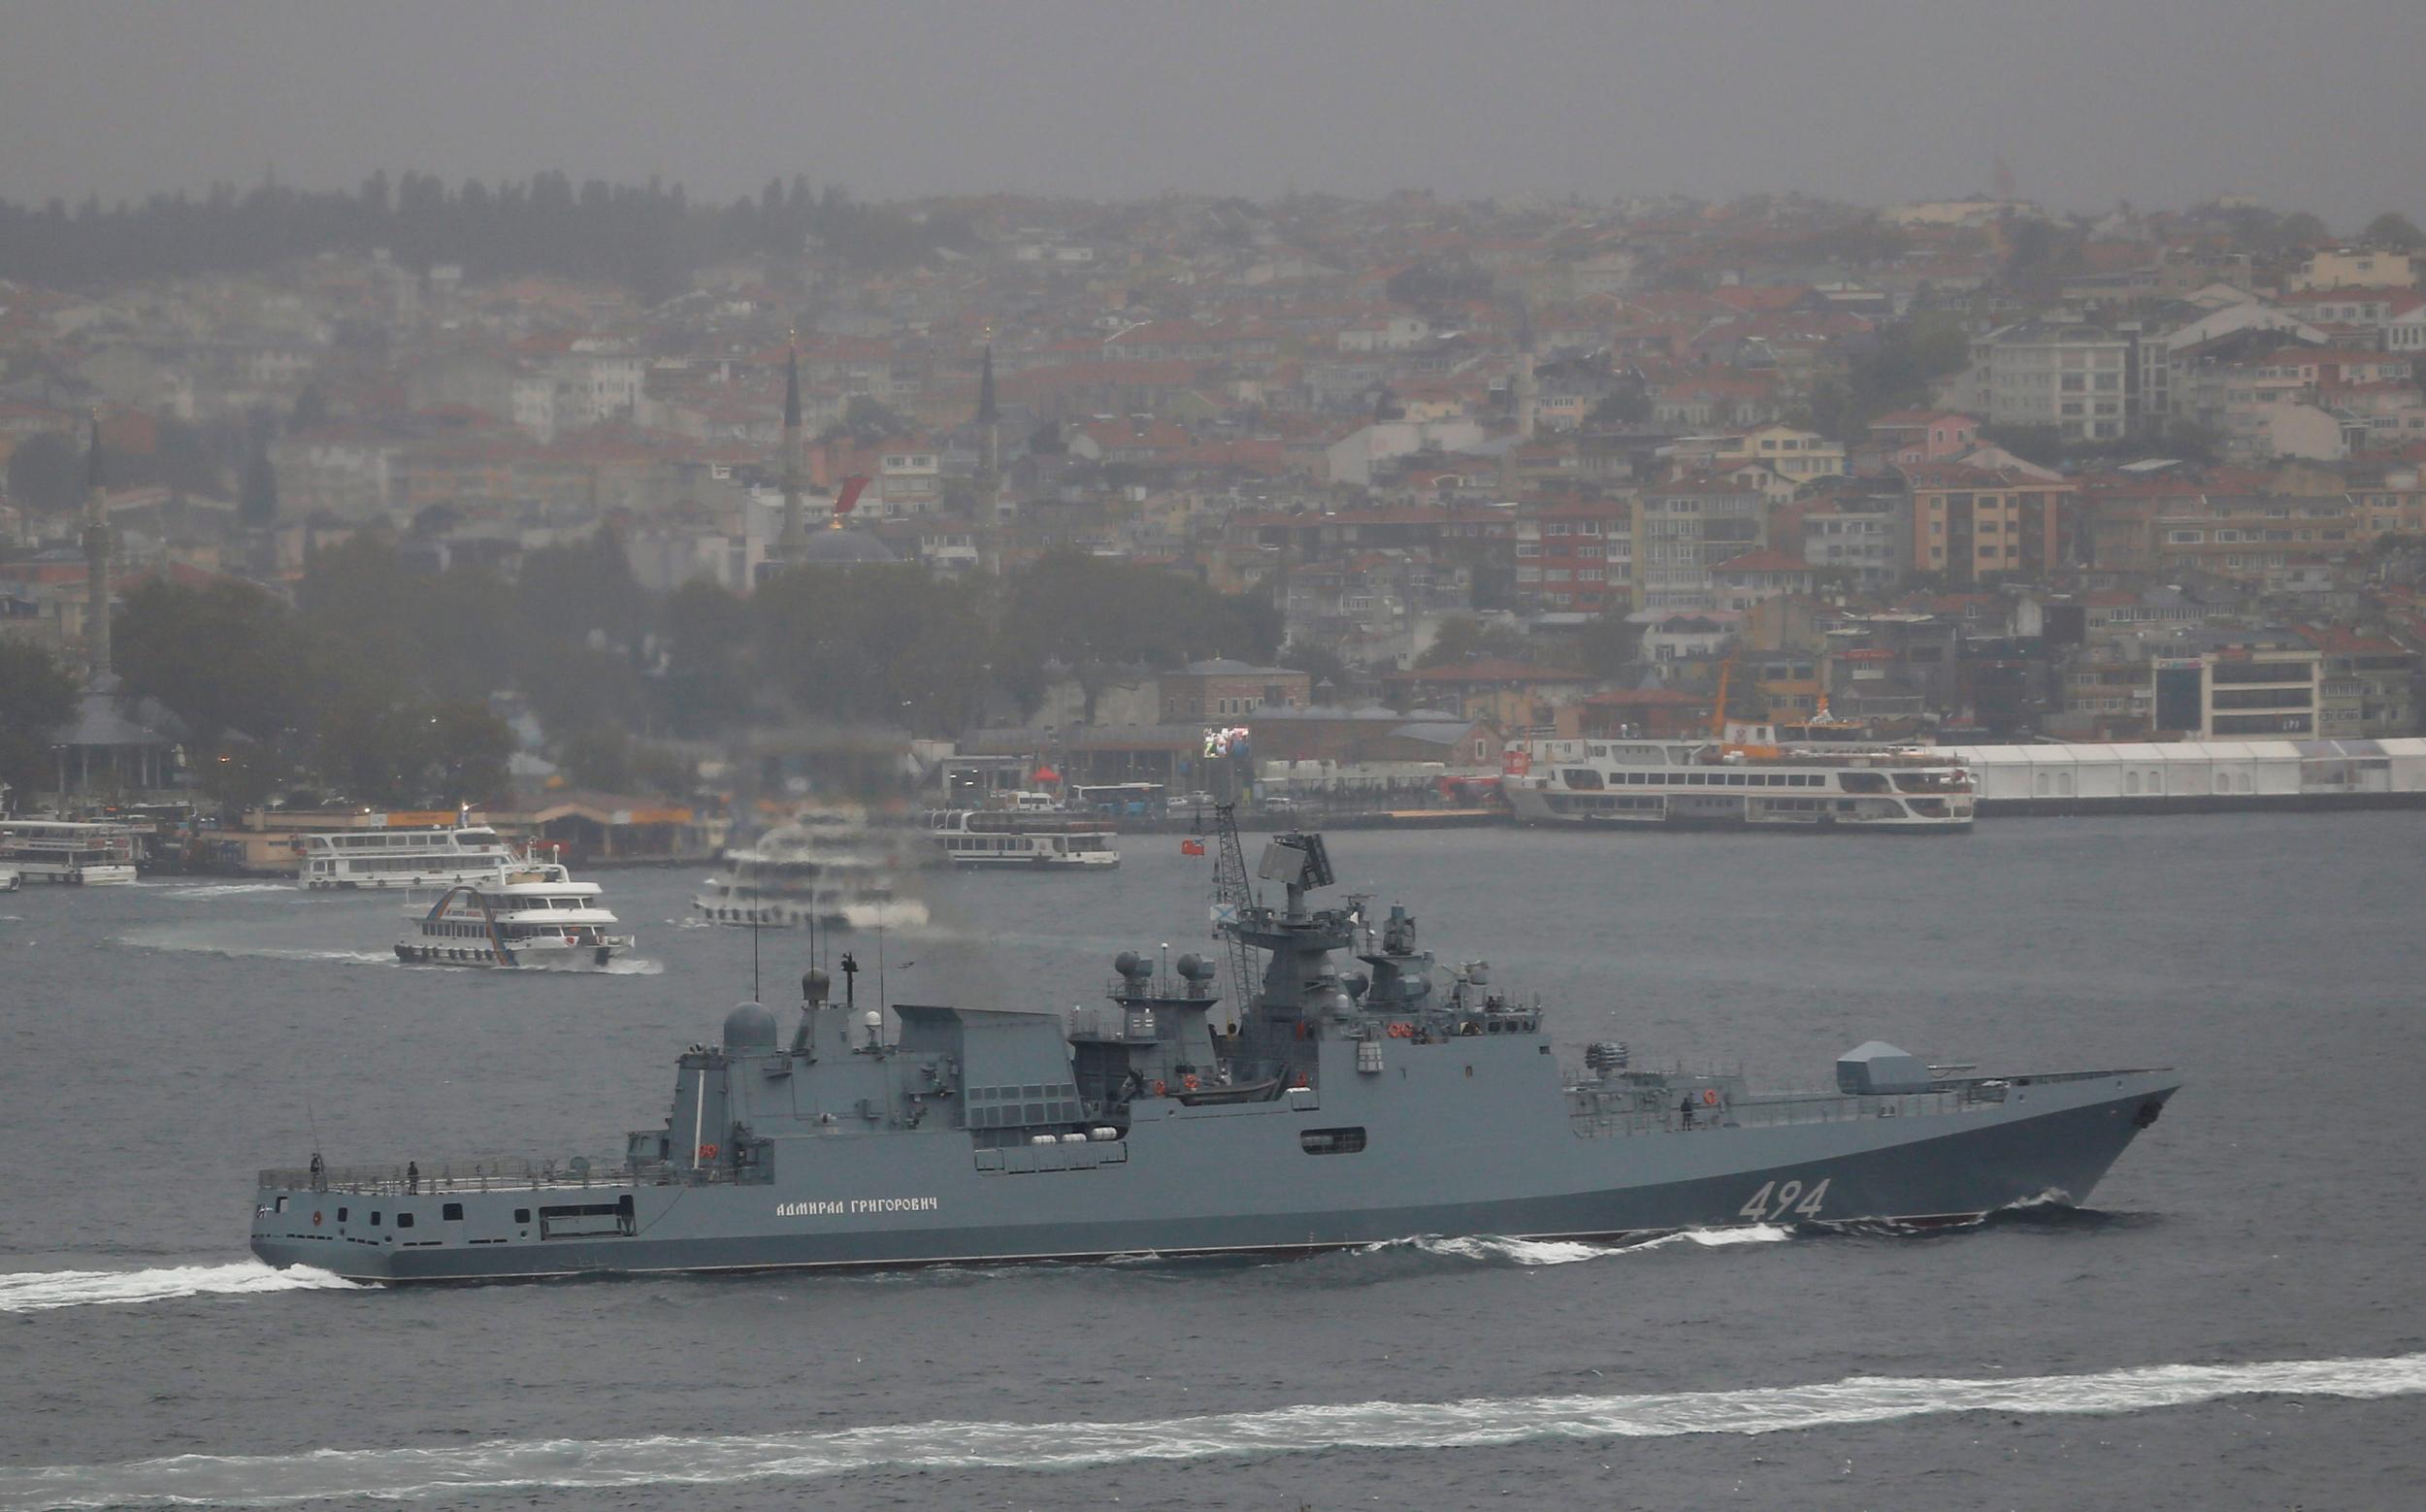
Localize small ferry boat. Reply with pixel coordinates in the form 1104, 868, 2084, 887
1505, 725, 1974, 833
296, 826, 520, 890
693, 810, 929, 930
0, 820, 141, 884
920, 807, 1121, 870
396, 862, 636, 970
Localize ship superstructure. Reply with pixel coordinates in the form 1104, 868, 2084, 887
252, 827, 2174, 1283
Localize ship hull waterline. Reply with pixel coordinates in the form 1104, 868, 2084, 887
253, 1073, 2175, 1285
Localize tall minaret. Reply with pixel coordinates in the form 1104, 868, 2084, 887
81, 411, 113, 685
1513, 309, 1539, 444
975, 338, 1000, 509
771, 341, 809, 566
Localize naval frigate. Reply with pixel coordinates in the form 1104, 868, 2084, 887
250, 828, 2178, 1283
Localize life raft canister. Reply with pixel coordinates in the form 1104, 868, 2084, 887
1181, 1073, 1200, 1092
1701, 1088, 1721, 1106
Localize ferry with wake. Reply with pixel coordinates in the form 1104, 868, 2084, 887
693, 809, 929, 930
396, 861, 636, 970
251, 814, 2173, 1283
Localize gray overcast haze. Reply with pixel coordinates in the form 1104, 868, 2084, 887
3, 0, 2420, 226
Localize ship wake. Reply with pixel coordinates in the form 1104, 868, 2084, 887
7, 1352, 2423, 1504
1388, 1227, 1795, 1266
0, 1261, 361, 1314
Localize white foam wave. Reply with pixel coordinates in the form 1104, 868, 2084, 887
1386, 1226, 1792, 1266
161, 882, 299, 899
7, 1353, 2419, 1504
0, 1262, 361, 1314
602, 957, 665, 975
131, 938, 396, 967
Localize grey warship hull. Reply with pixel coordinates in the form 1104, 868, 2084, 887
251, 824, 2178, 1285
252, 1040, 2174, 1284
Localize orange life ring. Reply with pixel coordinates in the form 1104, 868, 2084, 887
1700, 1088, 1721, 1106
311, 1211, 323, 1227
1181, 1074, 1200, 1092
1152, 1079, 1167, 1097
698, 1142, 719, 1160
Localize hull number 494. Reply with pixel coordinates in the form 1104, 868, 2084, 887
1739, 1177, 1829, 1221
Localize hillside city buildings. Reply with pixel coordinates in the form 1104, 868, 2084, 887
7, 182, 2426, 806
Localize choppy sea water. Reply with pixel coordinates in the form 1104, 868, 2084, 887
2, 815, 2421, 1509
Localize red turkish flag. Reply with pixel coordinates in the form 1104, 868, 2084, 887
834, 475, 870, 516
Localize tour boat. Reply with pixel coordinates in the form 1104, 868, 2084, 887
693, 810, 929, 930
396, 862, 636, 970
920, 807, 1121, 870
0, 820, 141, 884
297, 825, 520, 890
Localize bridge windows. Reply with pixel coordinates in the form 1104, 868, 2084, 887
1299, 1127, 1367, 1155
443, 1203, 465, 1221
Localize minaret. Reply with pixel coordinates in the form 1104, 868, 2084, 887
975, 339, 1001, 512
771, 342, 809, 565
81, 411, 113, 685
1513, 309, 1539, 444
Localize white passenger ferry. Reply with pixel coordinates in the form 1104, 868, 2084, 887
920, 807, 1121, 870
693, 810, 930, 930
296, 826, 520, 890
396, 862, 636, 970
1505, 724, 1974, 833
0, 820, 141, 884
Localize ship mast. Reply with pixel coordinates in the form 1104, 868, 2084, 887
1202, 727, 1260, 1031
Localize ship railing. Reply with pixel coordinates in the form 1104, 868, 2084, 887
1564, 1081, 2016, 1136
259, 1154, 672, 1196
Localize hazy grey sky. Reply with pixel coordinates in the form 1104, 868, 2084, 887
4, 0, 2419, 228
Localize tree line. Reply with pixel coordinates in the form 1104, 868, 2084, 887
0, 172, 970, 300
93, 537, 1280, 812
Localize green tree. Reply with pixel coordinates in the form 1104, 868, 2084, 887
114, 577, 302, 744
655, 577, 754, 736
1587, 378, 1652, 429
1417, 615, 1532, 669
2361, 213, 2424, 250
429, 700, 512, 802
0, 640, 78, 803
517, 531, 645, 649
6, 431, 83, 514
1573, 612, 1644, 677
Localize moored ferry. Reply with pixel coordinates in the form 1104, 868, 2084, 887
396, 862, 636, 970
1505, 727, 1974, 833
920, 807, 1120, 870
297, 826, 520, 890
0, 820, 141, 884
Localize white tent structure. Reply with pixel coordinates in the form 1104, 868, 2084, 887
1943, 739, 2426, 811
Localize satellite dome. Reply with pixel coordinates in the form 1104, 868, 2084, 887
723, 1001, 778, 1050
